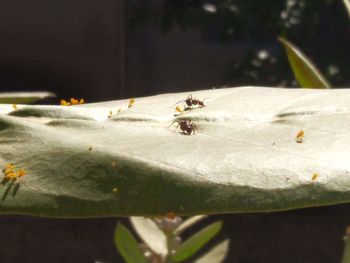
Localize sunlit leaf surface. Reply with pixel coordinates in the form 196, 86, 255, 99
279, 37, 331, 89
1, 87, 350, 217
130, 217, 168, 256
194, 239, 230, 263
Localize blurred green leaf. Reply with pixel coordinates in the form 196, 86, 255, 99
114, 223, 149, 263
130, 217, 168, 256
194, 239, 230, 263
344, 0, 350, 17
171, 221, 223, 262
174, 215, 208, 235
0, 92, 55, 104
278, 37, 331, 89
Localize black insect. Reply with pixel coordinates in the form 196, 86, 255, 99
172, 95, 206, 111
170, 120, 198, 135
184, 95, 205, 108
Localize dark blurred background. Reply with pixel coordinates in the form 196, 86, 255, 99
0, 0, 349, 262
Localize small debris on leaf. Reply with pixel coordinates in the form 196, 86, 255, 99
60, 98, 85, 106
295, 130, 304, 143
128, 98, 135, 108
2, 163, 26, 181
312, 173, 319, 181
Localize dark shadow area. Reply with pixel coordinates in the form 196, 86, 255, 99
1, 204, 350, 262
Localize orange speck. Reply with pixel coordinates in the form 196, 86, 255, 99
166, 211, 177, 220
4, 167, 14, 175
5, 172, 17, 180
3, 163, 14, 173
18, 169, 26, 178
79, 98, 85, 104
295, 130, 304, 143
128, 98, 135, 108
175, 106, 184, 113
60, 100, 70, 106
70, 98, 79, 105
312, 173, 319, 181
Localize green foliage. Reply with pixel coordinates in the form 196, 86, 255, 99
344, 0, 350, 17
114, 223, 150, 263
171, 221, 223, 262
131, 217, 168, 256
129, 0, 349, 88
342, 229, 350, 263
0, 92, 54, 104
278, 37, 331, 88
194, 239, 230, 263
115, 216, 227, 263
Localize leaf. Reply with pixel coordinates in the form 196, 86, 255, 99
342, 228, 350, 263
174, 215, 208, 235
344, 0, 350, 17
3, 87, 350, 217
114, 223, 149, 263
194, 239, 230, 263
278, 37, 331, 89
130, 217, 168, 256
171, 221, 223, 262
0, 92, 55, 104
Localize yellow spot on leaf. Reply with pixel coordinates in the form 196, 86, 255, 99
60, 98, 85, 106
295, 130, 304, 143
128, 98, 135, 108
175, 106, 184, 113
312, 173, 319, 181
2, 163, 26, 181
60, 99, 70, 106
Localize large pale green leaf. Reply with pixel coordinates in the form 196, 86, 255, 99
3, 87, 350, 217
171, 221, 223, 262
114, 223, 149, 263
0, 92, 55, 104
278, 37, 331, 89
130, 217, 168, 256
194, 239, 230, 263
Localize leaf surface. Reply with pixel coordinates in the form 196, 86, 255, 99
1, 87, 350, 217
171, 221, 222, 262
194, 239, 230, 263
0, 92, 55, 104
279, 37, 331, 89
130, 217, 168, 256
114, 223, 149, 263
